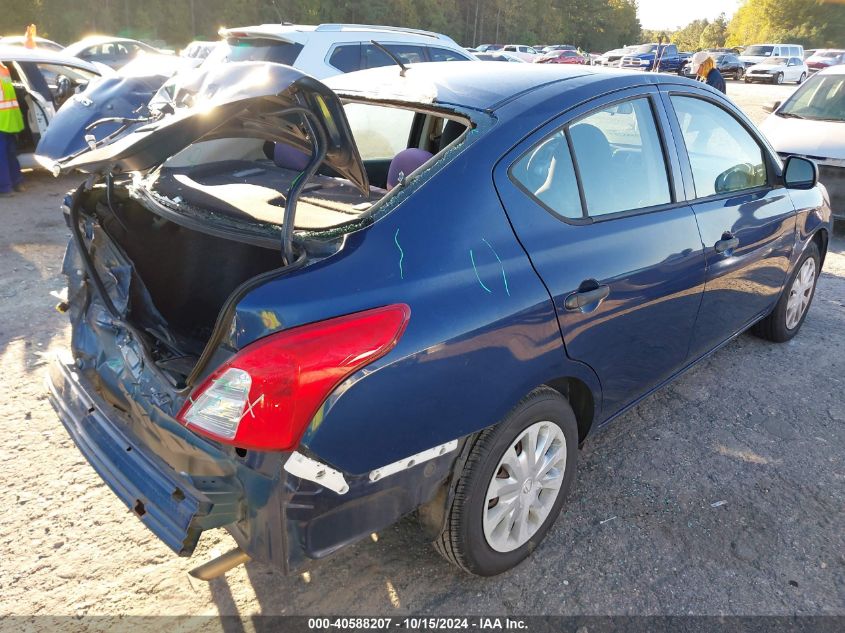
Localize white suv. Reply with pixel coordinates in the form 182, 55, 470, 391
739, 43, 804, 67
209, 23, 475, 79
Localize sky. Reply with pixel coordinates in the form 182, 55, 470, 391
638, 0, 742, 30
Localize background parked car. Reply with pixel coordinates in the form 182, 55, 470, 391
740, 43, 804, 68
207, 23, 475, 79
599, 45, 635, 67
682, 52, 746, 80
0, 45, 104, 169
474, 52, 527, 63
534, 49, 586, 64
759, 66, 845, 221
475, 44, 503, 52
745, 56, 808, 84
806, 49, 845, 73
0, 35, 64, 51
63, 36, 165, 69
180, 40, 218, 61
620, 42, 682, 72
501, 44, 539, 61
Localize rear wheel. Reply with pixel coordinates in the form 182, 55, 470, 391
434, 387, 578, 576
798, 72, 806, 84
753, 242, 820, 342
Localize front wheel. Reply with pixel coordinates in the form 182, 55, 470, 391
775, 72, 784, 85
735, 68, 744, 80
434, 387, 578, 576
798, 72, 806, 84
753, 241, 820, 342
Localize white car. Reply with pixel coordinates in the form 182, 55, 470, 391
740, 43, 804, 67
500, 44, 539, 62
744, 56, 808, 84
759, 66, 845, 220
206, 23, 475, 79
0, 45, 105, 169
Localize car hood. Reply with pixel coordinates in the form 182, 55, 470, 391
749, 62, 786, 70
41, 62, 369, 193
759, 114, 845, 160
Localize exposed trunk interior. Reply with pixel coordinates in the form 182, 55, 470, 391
92, 187, 284, 358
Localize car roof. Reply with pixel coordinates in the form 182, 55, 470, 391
0, 45, 101, 71
325, 61, 662, 112
220, 23, 456, 44
64, 36, 146, 54
0, 36, 62, 47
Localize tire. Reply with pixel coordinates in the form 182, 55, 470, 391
745, 77, 751, 83
798, 72, 806, 84
434, 387, 579, 576
775, 72, 784, 85
735, 68, 744, 80
753, 241, 820, 342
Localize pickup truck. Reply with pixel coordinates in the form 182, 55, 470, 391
620, 43, 682, 72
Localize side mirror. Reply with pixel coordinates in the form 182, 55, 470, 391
783, 155, 817, 190
763, 100, 781, 113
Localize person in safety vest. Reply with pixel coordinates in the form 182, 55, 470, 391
0, 61, 25, 196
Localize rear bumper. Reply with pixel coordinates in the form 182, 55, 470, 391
46, 358, 242, 556
47, 355, 460, 573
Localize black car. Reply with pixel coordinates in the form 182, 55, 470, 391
682, 52, 746, 80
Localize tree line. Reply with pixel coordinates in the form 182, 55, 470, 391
2, 0, 843, 53
645, 0, 845, 52
3, 0, 640, 52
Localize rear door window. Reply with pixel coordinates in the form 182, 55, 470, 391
510, 96, 672, 219
385, 44, 426, 65
428, 47, 469, 62
328, 44, 361, 73
569, 98, 671, 216
670, 95, 767, 198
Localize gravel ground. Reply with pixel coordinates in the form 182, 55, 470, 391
0, 81, 842, 627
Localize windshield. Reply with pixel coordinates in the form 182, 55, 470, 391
816, 51, 843, 59
202, 37, 303, 67
634, 44, 657, 54
745, 45, 774, 57
779, 74, 845, 122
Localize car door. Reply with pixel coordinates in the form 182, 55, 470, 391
494, 88, 706, 415
659, 88, 796, 359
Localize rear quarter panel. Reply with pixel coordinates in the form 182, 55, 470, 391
231, 112, 602, 476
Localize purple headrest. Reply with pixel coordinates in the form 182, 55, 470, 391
273, 143, 311, 171
387, 148, 433, 190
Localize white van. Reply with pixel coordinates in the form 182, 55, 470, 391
740, 43, 804, 67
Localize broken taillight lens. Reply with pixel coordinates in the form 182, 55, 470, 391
178, 304, 411, 451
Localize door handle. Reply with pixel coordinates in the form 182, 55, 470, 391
564, 283, 610, 311
714, 232, 740, 254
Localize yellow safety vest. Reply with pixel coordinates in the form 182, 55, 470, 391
0, 66, 25, 134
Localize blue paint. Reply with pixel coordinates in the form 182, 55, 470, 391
469, 249, 492, 293
394, 228, 405, 279
482, 238, 510, 297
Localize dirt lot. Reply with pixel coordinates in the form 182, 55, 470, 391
0, 81, 843, 628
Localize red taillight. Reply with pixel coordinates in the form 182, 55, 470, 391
178, 304, 411, 451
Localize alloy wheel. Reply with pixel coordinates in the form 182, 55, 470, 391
786, 257, 816, 330
482, 421, 567, 553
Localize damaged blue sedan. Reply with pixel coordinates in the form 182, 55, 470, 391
45, 60, 831, 577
